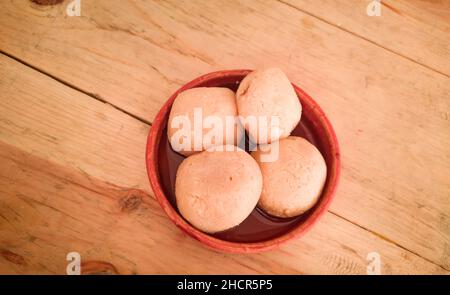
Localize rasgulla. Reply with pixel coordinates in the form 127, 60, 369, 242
175, 145, 262, 233
168, 87, 242, 156
236, 68, 301, 144
251, 136, 327, 218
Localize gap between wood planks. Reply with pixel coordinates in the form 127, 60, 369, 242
0, 50, 152, 127
1, 51, 448, 271
277, 0, 450, 79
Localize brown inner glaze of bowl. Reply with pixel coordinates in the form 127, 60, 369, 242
157, 81, 326, 243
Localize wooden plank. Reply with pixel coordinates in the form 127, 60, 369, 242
0, 49, 150, 192
0, 140, 445, 274
281, 0, 450, 76
0, 54, 446, 274
1, 0, 449, 269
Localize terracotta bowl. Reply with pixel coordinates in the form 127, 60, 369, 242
145, 69, 340, 253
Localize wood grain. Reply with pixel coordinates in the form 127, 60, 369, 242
0, 140, 444, 274
0, 49, 150, 191
0, 54, 447, 274
0, 0, 449, 272
281, 0, 450, 76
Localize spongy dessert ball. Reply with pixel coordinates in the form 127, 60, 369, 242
251, 136, 327, 218
175, 146, 262, 233
236, 68, 302, 144
168, 87, 242, 156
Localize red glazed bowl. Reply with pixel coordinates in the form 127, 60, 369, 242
145, 70, 340, 253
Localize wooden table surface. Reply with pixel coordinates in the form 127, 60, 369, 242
0, 0, 449, 274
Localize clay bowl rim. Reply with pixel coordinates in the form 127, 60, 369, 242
145, 69, 341, 253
